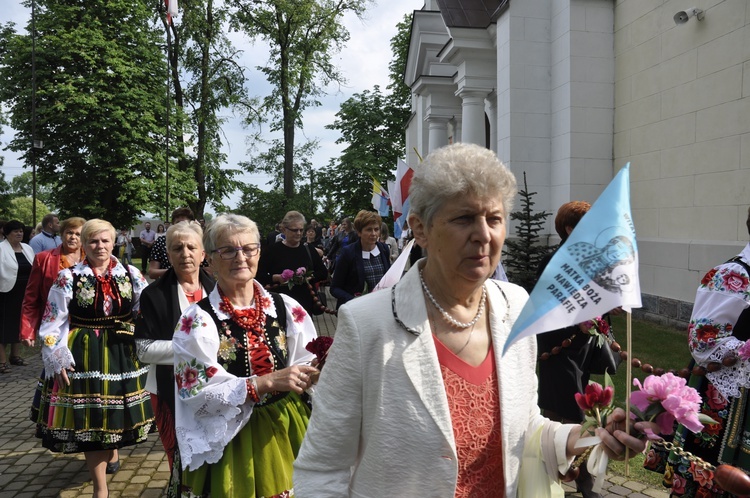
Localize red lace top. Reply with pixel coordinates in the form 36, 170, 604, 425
434, 337, 504, 498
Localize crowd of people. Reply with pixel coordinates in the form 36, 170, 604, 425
1, 142, 746, 497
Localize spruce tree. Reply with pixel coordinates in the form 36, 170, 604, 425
504, 172, 552, 292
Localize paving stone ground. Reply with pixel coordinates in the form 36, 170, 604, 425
0, 293, 668, 497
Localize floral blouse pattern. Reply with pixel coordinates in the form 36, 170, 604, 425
38, 258, 147, 378
688, 245, 750, 401
172, 283, 317, 471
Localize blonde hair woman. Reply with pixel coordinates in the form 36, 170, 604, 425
34, 219, 153, 498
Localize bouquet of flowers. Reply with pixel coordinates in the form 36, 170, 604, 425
573, 372, 713, 494
581, 315, 611, 348
281, 267, 312, 289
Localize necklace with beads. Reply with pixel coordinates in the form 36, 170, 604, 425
419, 269, 487, 329
218, 283, 267, 336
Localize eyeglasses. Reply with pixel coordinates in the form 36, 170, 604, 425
285, 228, 304, 233
213, 244, 260, 260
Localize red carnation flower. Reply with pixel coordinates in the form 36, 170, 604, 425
306, 336, 333, 369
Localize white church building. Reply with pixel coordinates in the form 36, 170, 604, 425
404, 0, 750, 326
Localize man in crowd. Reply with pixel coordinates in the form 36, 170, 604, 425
29, 213, 61, 253
139, 221, 156, 273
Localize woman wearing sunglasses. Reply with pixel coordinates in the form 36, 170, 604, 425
257, 210, 328, 315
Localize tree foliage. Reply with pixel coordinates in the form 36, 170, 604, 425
161, 0, 251, 218
233, 0, 368, 197
0, 0, 168, 228
236, 138, 324, 232
9, 171, 55, 207
504, 172, 552, 292
317, 13, 412, 217
9, 197, 50, 226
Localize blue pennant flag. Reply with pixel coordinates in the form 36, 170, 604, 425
503, 163, 642, 354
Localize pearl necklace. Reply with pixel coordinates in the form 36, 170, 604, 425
419, 269, 487, 329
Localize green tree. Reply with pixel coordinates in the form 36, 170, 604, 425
317, 13, 412, 217
504, 172, 552, 292
0, 0, 167, 228
0, 171, 13, 220
9, 171, 55, 207
160, 0, 252, 218
9, 197, 49, 226
235, 186, 311, 237
237, 138, 321, 229
233, 0, 368, 198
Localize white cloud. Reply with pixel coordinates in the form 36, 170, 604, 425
0, 0, 426, 208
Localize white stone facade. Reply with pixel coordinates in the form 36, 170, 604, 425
405, 0, 749, 320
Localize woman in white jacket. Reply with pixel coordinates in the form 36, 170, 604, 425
0, 220, 35, 372
294, 144, 652, 497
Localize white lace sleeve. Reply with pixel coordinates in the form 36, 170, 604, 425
39, 269, 75, 378
689, 258, 750, 400
173, 304, 254, 471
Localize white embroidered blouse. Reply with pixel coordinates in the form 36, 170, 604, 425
173, 283, 317, 471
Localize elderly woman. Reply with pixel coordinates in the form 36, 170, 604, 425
0, 220, 35, 372
173, 213, 319, 497
21, 217, 87, 347
34, 219, 152, 498
134, 221, 215, 471
257, 210, 328, 315
294, 144, 652, 497
330, 210, 391, 308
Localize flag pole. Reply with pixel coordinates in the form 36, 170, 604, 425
625, 311, 633, 475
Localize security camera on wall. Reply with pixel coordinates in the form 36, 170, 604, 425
674, 7, 705, 24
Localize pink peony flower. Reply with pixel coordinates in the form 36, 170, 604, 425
575, 382, 614, 412
292, 306, 307, 323
631, 373, 703, 434
738, 339, 750, 361
281, 269, 295, 281
296, 267, 307, 276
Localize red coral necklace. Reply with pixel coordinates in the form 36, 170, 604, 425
218, 283, 267, 336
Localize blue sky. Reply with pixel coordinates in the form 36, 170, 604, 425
1, 0, 424, 208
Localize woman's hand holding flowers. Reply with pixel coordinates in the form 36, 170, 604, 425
257, 364, 319, 395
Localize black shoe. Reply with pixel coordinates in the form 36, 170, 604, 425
105, 460, 120, 474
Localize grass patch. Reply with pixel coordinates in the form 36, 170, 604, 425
589, 315, 692, 487
590, 314, 691, 405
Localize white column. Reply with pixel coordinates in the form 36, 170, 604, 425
485, 91, 497, 153
458, 90, 488, 146
427, 117, 450, 152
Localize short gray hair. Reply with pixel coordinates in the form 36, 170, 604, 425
409, 143, 517, 227
282, 210, 306, 228
203, 214, 260, 255
166, 221, 203, 249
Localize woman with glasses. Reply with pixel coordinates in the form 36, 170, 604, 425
257, 210, 328, 315
172, 213, 318, 497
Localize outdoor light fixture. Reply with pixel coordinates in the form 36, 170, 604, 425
674, 7, 705, 24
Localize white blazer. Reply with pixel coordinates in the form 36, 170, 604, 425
0, 239, 35, 292
294, 263, 575, 497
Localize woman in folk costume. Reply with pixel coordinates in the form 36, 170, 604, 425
173, 214, 318, 497
34, 219, 153, 498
